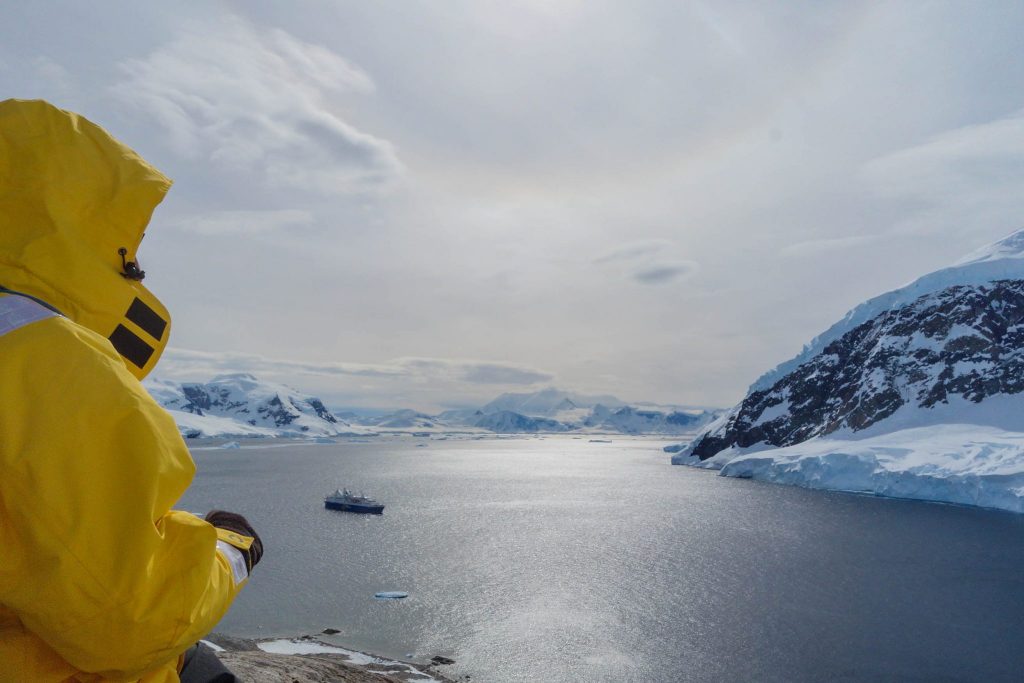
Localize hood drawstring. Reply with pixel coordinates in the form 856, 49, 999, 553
118, 248, 146, 281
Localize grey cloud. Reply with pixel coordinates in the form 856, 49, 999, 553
633, 261, 699, 284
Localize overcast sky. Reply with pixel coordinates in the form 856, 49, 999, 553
3, 1, 1024, 412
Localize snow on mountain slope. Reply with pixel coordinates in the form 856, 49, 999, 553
472, 410, 569, 433
585, 405, 709, 434
361, 409, 438, 430
714, 425, 1024, 513
145, 374, 369, 438
435, 408, 485, 425
671, 229, 1024, 513
481, 388, 626, 416
471, 388, 715, 433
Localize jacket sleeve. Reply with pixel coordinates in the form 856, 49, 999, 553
0, 317, 247, 680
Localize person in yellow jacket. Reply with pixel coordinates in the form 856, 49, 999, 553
0, 99, 263, 682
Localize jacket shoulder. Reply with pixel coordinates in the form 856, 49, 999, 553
0, 294, 129, 370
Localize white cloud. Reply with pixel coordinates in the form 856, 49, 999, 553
593, 239, 673, 264
111, 17, 402, 195
160, 348, 552, 387
397, 358, 553, 385
161, 348, 402, 379
779, 235, 880, 258
155, 348, 555, 411
31, 56, 72, 91
172, 209, 314, 235
6, 1, 1020, 410
863, 111, 1024, 236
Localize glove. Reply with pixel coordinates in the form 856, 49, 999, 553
205, 510, 263, 572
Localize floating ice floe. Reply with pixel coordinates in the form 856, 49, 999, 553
374, 591, 409, 599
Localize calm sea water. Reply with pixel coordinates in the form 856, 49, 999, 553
180, 436, 1024, 682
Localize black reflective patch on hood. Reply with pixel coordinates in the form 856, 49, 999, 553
125, 297, 167, 340
109, 324, 154, 369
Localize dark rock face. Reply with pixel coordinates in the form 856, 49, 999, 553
259, 396, 297, 426
179, 384, 248, 416
306, 398, 338, 424
690, 280, 1024, 460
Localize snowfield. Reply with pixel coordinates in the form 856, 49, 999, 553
673, 424, 1024, 513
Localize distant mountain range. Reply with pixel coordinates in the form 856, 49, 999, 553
144, 377, 718, 439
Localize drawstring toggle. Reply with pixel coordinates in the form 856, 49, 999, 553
118, 248, 146, 281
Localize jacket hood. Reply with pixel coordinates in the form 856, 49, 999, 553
0, 99, 173, 379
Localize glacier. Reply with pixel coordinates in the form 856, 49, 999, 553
678, 425, 1024, 513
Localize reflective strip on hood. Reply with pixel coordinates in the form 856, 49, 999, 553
0, 294, 58, 337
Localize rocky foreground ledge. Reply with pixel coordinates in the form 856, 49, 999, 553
205, 634, 461, 683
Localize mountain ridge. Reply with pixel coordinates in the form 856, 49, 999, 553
669, 229, 1024, 513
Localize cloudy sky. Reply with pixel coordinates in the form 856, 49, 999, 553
3, 1, 1024, 412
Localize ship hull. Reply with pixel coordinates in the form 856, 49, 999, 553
325, 500, 385, 514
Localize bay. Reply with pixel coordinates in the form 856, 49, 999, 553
180, 436, 1024, 682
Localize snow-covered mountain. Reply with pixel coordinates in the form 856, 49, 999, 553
433, 389, 717, 434
481, 388, 626, 417
359, 409, 438, 430
671, 230, 1024, 513
585, 405, 708, 434
145, 374, 367, 438
472, 410, 570, 433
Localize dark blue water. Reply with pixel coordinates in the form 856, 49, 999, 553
180, 437, 1024, 682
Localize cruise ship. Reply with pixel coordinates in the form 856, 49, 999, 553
324, 488, 385, 514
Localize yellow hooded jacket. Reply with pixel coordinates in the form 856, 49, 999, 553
0, 100, 250, 682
